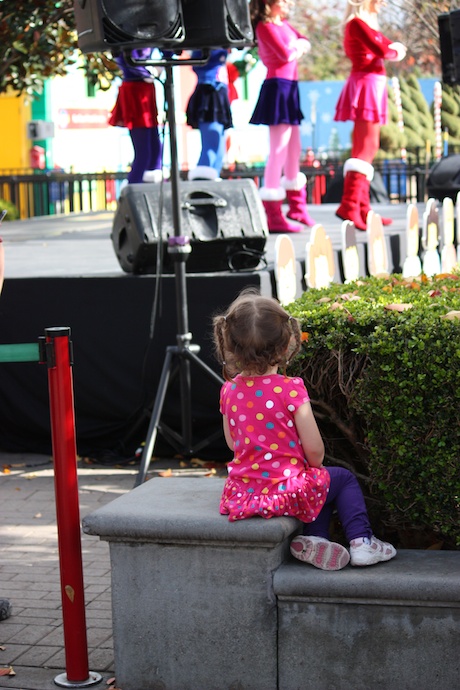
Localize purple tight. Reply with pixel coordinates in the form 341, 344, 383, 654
128, 127, 162, 184
303, 466, 372, 543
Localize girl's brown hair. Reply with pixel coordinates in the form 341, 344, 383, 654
213, 287, 302, 381
249, 0, 278, 29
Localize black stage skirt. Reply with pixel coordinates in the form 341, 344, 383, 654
186, 83, 233, 130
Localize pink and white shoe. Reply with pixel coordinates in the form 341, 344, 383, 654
290, 535, 350, 571
350, 536, 397, 566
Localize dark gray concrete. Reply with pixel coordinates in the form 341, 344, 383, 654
83, 477, 299, 690
83, 477, 460, 690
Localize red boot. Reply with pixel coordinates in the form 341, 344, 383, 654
282, 173, 316, 227
335, 171, 368, 231
360, 172, 393, 226
259, 187, 301, 233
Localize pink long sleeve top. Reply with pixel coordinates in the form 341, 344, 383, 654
256, 20, 309, 80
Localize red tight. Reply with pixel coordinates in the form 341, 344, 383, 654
351, 120, 381, 163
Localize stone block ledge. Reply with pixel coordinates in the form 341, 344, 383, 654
82, 476, 300, 546
275, 550, 460, 607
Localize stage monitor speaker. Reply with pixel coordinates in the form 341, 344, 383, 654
111, 179, 268, 274
426, 153, 460, 201
73, 0, 252, 53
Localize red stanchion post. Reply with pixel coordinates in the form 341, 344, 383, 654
44, 327, 102, 688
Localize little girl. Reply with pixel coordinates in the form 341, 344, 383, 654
213, 289, 396, 570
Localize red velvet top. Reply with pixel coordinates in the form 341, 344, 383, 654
344, 17, 399, 74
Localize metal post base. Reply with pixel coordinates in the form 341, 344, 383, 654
54, 671, 102, 687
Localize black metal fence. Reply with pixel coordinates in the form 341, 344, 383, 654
0, 148, 445, 220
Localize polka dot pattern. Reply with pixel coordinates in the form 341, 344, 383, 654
219, 374, 330, 522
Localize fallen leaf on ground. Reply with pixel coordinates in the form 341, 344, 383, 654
0, 666, 15, 676
159, 469, 173, 477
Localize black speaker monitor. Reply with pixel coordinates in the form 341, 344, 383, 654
111, 180, 268, 275
74, 0, 253, 53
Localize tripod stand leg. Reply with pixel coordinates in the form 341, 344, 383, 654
134, 348, 174, 487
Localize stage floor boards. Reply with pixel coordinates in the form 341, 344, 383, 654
1, 202, 413, 280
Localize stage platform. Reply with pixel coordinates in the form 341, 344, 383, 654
0, 201, 414, 463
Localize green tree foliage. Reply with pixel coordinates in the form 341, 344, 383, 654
0, 0, 117, 96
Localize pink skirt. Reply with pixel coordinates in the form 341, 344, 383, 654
334, 72, 388, 125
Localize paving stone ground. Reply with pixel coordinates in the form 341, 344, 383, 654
0, 451, 217, 690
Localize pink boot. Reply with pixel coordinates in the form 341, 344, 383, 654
282, 173, 316, 227
259, 187, 301, 233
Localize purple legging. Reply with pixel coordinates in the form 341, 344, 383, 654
128, 127, 162, 184
303, 466, 372, 543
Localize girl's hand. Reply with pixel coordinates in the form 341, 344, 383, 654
295, 38, 311, 59
388, 42, 407, 61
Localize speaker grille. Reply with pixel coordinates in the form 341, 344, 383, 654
101, 14, 184, 44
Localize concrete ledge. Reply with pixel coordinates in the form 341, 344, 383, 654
276, 551, 460, 690
83, 477, 460, 690
82, 476, 299, 546
274, 550, 460, 605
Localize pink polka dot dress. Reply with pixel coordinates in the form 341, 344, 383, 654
219, 374, 330, 522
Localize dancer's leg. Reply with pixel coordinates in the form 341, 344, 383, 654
264, 124, 291, 189
283, 125, 302, 181
128, 128, 151, 183
147, 127, 162, 171
351, 120, 380, 163
197, 121, 225, 172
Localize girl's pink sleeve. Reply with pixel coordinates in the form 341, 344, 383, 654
257, 22, 298, 62
348, 18, 398, 60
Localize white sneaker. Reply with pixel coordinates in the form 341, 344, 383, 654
290, 535, 350, 571
350, 536, 396, 566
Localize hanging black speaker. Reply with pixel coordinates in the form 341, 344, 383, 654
438, 13, 456, 84
180, 0, 253, 49
73, 0, 253, 53
73, 0, 185, 53
449, 9, 460, 84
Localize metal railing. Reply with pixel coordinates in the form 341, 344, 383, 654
0, 147, 450, 220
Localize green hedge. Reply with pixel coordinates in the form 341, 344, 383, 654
286, 274, 460, 549
0, 198, 20, 221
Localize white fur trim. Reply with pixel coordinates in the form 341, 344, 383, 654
343, 158, 374, 181
281, 172, 307, 190
142, 169, 163, 183
258, 186, 286, 202
188, 166, 218, 181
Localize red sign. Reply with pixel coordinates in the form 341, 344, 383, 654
57, 109, 109, 130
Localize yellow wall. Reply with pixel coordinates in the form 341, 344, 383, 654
0, 91, 32, 170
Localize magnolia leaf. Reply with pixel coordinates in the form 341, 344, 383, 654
0, 667, 15, 676
384, 303, 413, 312
440, 310, 460, 320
